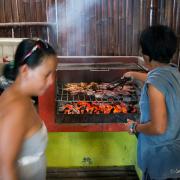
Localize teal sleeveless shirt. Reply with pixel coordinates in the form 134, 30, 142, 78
138, 65, 180, 179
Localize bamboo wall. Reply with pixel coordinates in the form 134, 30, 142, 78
0, 0, 179, 58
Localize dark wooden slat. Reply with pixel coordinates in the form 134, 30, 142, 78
79, 0, 86, 56
57, 0, 67, 55
176, 0, 180, 35
85, 0, 90, 56
151, 0, 158, 25
36, 1, 43, 37
107, 0, 114, 56
18, 0, 26, 37
89, 0, 96, 55
101, 0, 108, 55
120, 0, 126, 55
11, 0, 19, 22
23, 0, 31, 37
47, 0, 57, 50
146, 0, 151, 26
30, 0, 38, 37
132, 0, 140, 55
17, 0, 25, 22
95, 0, 102, 55
0, 0, 5, 23
4, 0, 13, 23
47, 166, 139, 180
113, 0, 119, 55
66, 0, 75, 56
41, 0, 47, 22
126, 0, 133, 55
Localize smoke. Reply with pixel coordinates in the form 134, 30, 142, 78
48, 0, 99, 55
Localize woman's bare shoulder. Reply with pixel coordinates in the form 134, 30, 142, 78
0, 92, 32, 125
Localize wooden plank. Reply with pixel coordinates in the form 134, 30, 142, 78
172, 0, 177, 30
159, 0, 165, 24
89, 0, 96, 55
66, 0, 75, 56
41, 0, 47, 22
176, 0, 180, 35
30, 0, 38, 37
101, 0, 108, 55
47, 0, 56, 22
120, 0, 126, 55
113, 0, 119, 55
36, 0, 43, 37
4, 0, 13, 22
47, 166, 139, 180
47, 0, 58, 50
132, 0, 140, 55
18, 0, 26, 37
75, 0, 83, 55
117, 0, 121, 55
11, 0, 19, 22
107, 0, 114, 55
85, 0, 90, 56
78, 0, 86, 56
95, 0, 102, 55
0, 0, 5, 23
165, 0, 173, 26
151, 0, 158, 25
57, 0, 66, 55
145, 0, 151, 26
72, 0, 77, 55
126, 0, 133, 55
23, 0, 31, 37
40, 0, 48, 40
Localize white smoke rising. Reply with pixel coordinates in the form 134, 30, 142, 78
48, 0, 99, 55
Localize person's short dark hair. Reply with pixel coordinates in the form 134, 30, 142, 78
3, 39, 56, 81
140, 25, 177, 63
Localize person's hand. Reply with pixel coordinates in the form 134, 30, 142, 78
122, 71, 134, 80
125, 119, 137, 135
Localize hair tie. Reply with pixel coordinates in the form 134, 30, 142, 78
9, 60, 15, 69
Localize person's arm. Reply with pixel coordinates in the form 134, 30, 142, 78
127, 84, 167, 135
124, 71, 148, 82
0, 102, 28, 180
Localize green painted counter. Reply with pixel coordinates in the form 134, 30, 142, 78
46, 132, 142, 179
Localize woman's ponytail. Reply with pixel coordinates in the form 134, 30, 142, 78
3, 61, 18, 81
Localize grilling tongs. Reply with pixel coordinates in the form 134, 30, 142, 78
107, 76, 132, 90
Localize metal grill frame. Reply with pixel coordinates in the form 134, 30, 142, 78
55, 82, 141, 124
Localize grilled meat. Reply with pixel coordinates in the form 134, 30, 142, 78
64, 82, 135, 98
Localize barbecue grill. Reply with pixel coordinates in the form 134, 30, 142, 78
39, 56, 144, 132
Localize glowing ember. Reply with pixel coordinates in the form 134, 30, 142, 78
62, 101, 137, 115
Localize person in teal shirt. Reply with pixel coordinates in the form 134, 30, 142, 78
125, 25, 180, 179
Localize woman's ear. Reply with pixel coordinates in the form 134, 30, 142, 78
18, 64, 29, 77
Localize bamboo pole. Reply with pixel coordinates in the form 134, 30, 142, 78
0, 22, 57, 27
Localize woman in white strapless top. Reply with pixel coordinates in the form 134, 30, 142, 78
0, 39, 57, 180
17, 122, 48, 180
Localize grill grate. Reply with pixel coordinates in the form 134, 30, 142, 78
56, 84, 139, 104
56, 83, 140, 112
55, 82, 141, 123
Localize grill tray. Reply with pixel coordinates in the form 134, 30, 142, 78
56, 83, 140, 124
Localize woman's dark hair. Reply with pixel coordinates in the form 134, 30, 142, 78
3, 39, 56, 80
140, 25, 177, 63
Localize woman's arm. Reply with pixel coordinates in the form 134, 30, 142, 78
127, 84, 167, 135
0, 101, 29, 180
124, 71, 148, 82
